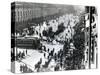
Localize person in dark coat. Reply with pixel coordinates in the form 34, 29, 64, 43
20, 65, 22, 72
26, 49, 27, 55
44, 53, 46, 58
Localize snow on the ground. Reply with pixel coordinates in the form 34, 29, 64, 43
15, 61, 23, 73
16, 42, 64, 72
21, 50, 44, 70
48, 59, 56, 71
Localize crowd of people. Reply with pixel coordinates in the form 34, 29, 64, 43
15, 13, 79, 42
20, 63, 33, 73
11, 48, 28, 61
30, 39, 77, 72
13, 12, 86, 72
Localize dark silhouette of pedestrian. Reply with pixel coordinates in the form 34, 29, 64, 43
26, 49, 27, 55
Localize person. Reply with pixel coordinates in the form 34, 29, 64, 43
48, 55, 49, 59
44, 46, 46, 52
22, 51, 25, 58
19, 51, 21, 58
20, 65, 22, 72
60, 59, 63, 69
48, 48, 50, 53
26, 49, 27, 55
40, 58, 42, 64
25, 64, 27, 72
54, 53, 57, 62
44, 53, 46, 58
52, 48, 55, 54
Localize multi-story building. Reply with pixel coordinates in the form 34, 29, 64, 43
84, 6, 98, 69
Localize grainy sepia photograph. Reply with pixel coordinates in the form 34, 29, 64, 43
11, 2, 98, 73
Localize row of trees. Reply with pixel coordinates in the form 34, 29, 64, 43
63, 14, 85, 70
